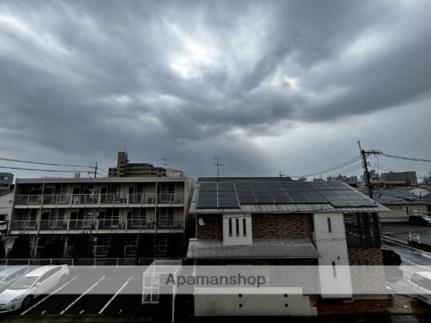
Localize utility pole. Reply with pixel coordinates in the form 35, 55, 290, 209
94, 161, 98, 178
213, 157, 222, 178
357, 141, 381, 198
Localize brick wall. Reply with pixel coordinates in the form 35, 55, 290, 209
252, 214, 313, 240
196, 215, 222, 240
348, 247, 383, 265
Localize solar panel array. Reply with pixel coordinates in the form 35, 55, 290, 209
196, 180, 375, 209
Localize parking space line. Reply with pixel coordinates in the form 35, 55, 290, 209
98, 275, 133, 315
20, 276, 78, 316
59, 276, 106, 315
401, 258, 431, 271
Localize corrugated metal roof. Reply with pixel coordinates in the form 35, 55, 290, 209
187, 239, 319, 259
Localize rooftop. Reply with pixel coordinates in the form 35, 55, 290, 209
191, 177, 385, 213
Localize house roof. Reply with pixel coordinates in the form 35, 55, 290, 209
361, 187, 431, 206
187, 239, 319, 259
191, 178, 386, 214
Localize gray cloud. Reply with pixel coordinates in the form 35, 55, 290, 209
0, 0, 431, 178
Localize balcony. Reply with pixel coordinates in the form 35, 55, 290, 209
14, 192, 184, 206
9, 218, 184, 232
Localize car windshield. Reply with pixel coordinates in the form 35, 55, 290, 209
8, 276, 38, 290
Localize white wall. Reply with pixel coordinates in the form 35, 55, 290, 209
313, 213, 352, 298
0, 192, 13, 222
222, 214, 252, 245
194, 288, 317, 316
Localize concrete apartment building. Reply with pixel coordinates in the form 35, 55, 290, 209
108, 152, 168, 177
9, 175, 193, 258
0, 172, 13, 192
187, 177, 386, 316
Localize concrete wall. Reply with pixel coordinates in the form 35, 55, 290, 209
0, 192, 13, 222
379, 204, 428, 222
194, 289, 317, 316
313, 213, 352, 298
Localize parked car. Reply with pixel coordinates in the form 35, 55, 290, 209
410, 271, 431, 305
382, 248, 402, 266
409, 215, 431, 226
0, 267, 29, 290
0, 265, 69, 312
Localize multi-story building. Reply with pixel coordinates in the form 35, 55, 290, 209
9, 176, 193, 258
0, 172, 13, 192
187, 177, 387, 316
108, 152, 167, 177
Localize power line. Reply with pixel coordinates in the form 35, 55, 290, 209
289, 156, 362, 178
0, 156, 95, 168
381, 153, 431, 163
0, 165, 90, 173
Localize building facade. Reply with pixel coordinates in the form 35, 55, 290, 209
0, 172, 13, 192
108, 152, 167, 177
187, 178, 387, 316
9, 176, 193, 258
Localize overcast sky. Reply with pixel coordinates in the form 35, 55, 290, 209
1, 0, 431, 180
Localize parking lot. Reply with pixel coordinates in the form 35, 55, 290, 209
0, 267, 146, 320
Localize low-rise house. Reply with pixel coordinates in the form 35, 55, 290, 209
9, 175, 193, 259
363, 187, 431, 222
187, 177, 387, 317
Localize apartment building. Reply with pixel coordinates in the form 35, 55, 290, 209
0, 172, 13, 192
9, 176, 193, 258
187, 177, 387, 316
108, 152, 167, 177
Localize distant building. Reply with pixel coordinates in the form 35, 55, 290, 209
380, 171, 417, 186
327, 175, 358, 187
108, 152, 167, 177
362, 171, 418, 187
0, 172, 13, 191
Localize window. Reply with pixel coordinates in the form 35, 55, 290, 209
243, 218, 247, 236
236, 218, 240, 237
229, 218, 232, 237
327, 217, 332, 233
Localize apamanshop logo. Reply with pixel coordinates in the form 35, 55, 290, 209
165, 273, 266, 287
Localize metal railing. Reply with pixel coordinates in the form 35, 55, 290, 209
14, 192, 184, 206
9, 219, 184, 232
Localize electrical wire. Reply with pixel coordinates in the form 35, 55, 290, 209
0, 165, 88, 173
381, 153, 431, 163
289, 156, 362, 178
0, 156, 95, 168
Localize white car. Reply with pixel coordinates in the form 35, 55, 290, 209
410, 271, 431, 305
0, 267, 29, 290
0, 265, 69, 312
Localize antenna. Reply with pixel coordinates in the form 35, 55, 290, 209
161, 157, 169, 168
213, 157, 223, 178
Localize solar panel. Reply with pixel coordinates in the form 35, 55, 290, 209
218, 185, 240, 208
197, 191, 217, 208
196, 179, 379, 209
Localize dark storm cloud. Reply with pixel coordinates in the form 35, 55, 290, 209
0, 0, 431, 177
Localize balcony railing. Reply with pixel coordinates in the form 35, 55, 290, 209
9, 219, 183, 232
14, 192, 184, 206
